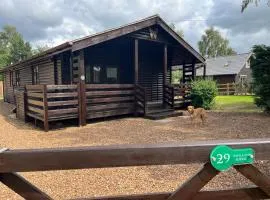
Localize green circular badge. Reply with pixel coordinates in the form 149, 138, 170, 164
210, 145, 233, 171
210, 145, 255, 172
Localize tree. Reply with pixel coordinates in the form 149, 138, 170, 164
251, 45, 270, 113
171, 70, 183, 84
190, 79, 218, 110
0, 25, 32, 66
32, 44, 50, 55
170, 23, 184, 38
198, 27, 236, 58
241, 0, 270, 12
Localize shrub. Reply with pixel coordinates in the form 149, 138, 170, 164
190, 79, 218, 110
251, 45, 270, 113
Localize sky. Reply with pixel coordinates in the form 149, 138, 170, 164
0, 0, 269, 53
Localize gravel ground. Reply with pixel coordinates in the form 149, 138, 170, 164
0, 100, 270, 199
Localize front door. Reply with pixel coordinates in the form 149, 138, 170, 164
138, 40, 164, 102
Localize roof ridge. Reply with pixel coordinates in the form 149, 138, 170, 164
207, 52, 251, 60
72, 14, 160, 43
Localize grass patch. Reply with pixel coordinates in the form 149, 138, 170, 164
214, 95, 261, 112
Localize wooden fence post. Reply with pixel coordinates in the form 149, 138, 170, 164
43, 85, 49, 132
24, 87, 28, 123
78, 83, 82, 126
226, 83, 229, 95
81, 82, 86, 126
78, 82, 86, 126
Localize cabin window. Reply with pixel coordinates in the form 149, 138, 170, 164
32, 66, 40, 85
106, 66, 118, 83
93, 65, 101, 83
9, 71, 13, 86
246, 60, 250, 68
15, 70, 20, 86
240, 75, 247, 87
85, 65, 91, 83
85, 65, 119, 84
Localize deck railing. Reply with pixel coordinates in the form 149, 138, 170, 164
163, 84, 174, 108
0, 139, 270, 199
25, 85, 79, 131
134, 84, 147, 115
173, 83, 191, 108
25, 84, 136, 131
85, 84, 135, 119
163, 83, 191, 109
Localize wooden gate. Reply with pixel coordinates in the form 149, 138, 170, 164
0, 138, 270, 199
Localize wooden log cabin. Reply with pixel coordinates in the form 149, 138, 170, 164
0, 15, 206, 131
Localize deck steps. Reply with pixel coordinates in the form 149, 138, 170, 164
145, 101, 183, 120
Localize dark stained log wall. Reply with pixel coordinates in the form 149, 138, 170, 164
138, 40, 164, 101
56, 56, 62, 84
3, 72, 15, 103
84, 37, 134, 84
3, 58, 55, 104
61, 51, 72, 84
36, 59, 54, 85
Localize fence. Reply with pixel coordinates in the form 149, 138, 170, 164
25, 85, 79, 131
0, 138, 270, 199
25, 84, 136, 131
0, 81, 2, 98
135, 84, 147, 115
217, 83, 253, 95
85, 84, 135, 120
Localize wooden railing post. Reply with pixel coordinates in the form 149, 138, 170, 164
78, 83, 82, 126
43, 85, 49, 132
226, 83, 229, 95
171, 85, 175, 108
78, 82, 86, 126
24, 87, 28, 123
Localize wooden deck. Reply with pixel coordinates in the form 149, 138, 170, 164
24, 83, 190, 131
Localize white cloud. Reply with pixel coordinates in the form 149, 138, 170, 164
0, 0, 269, 52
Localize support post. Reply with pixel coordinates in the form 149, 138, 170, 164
203, 64, 206, 79
134, 39, 139, 84
23, 90, 28, 123
43, 85, 49, 132
79, 50, 86, 126
2, 74, 5, 102
168, 162, 220, 200
70, 51, 73, 84
164, 44, 168, 85
182, 62, 186, 83
192, 60, 196, 81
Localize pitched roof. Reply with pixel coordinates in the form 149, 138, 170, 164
196, 53, 252, 76
0, 15, 204, 73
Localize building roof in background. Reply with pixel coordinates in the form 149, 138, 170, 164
0, 15, 204, 73
197, 53, 252, 76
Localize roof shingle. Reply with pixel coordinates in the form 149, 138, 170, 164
197, 53, 252, 76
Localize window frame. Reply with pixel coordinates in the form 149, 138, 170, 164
85, 64, 120, 84
32, 66, 40, 85
106, 65, 119, 84
9, 71, 13, 87
15, 70, 20, 87
246, 60, 251, 69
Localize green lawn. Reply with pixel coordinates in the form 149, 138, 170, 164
214, 95, 261, 112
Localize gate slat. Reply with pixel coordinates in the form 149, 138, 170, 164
167, 162, 219, 200
234, 164, 270, 196
0, 172, 52, 200
70, 187, 269, 200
